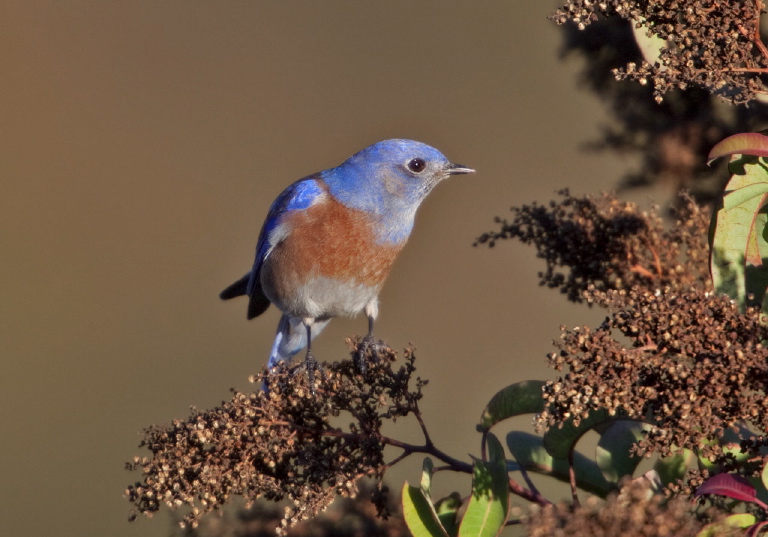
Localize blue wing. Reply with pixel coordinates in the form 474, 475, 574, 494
252, 175, 325, 283
219, 175, 325, 320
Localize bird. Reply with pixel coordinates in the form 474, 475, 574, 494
220, 139, 474, 383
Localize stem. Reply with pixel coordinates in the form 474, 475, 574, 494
568, 448, 581, 508
412, 397, 434, 447
381, 436, 474, 474
510, 476, 553, 506
518, 464, 543, 498
265, 401, 554, 507
264, 418, 474, 473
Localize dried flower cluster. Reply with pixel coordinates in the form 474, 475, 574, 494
173, 480, 409, 537
475, 190, 711, 301
125, 342, 425, 532
537, 286, 768, 462
525, 479, 709, 537
484, 190, 768, 488
552, 14, 768, 204
551, 0, 768, 104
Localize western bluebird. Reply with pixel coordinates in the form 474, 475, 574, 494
220, 139, 474, 381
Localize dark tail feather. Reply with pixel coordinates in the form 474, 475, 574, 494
247, 287, 271, 319
248, 294, 271, 320
220, 272, 271, 319
220, 274, 250, 300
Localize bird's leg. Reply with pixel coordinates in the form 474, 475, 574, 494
302, 318, 326, 392
303, 321, 318, 388
355, 313, 376, 373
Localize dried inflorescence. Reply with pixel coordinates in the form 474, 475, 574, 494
551, 0, 768, 104
537, 285, 768, 462
172, 480, 409, 537
483, 190, 768, 503
475, 190, 711, 301
552, 13, 768, 204
525, 478, 710, 537
125, 342, 425, 532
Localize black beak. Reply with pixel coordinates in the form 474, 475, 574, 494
446, 163, 476, 175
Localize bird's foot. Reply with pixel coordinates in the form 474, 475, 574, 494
355, 334, 380, 373
302, 349, 325, 394
259, 360, 297, 395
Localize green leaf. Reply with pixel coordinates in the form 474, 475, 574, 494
762, 293, 768, 333
507, 431, 614, 498
486, 432, 508, 477
708, 132, 768, 164
630, 18, 668, 66
458, 433, 509, 537
595, 420, 650, 483
418, 457, 461, 536
402, 481, 450, 537
505, 460, 522, 472
710, 154, 768, 308
478, 380, 546, 431
699, 426, 755, 473
696, 513, 757, 537
723, 182, 768, 210
543, 408, 629, 460
435, 493, 462, 537
421, 457, 435, 498
750, 475, 768, 509
761, 460, 768, 491
655, 449, 694, 486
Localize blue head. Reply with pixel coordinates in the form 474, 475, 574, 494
322, 139, 474, 243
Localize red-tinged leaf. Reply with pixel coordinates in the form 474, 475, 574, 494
695, 473, 757, 503
708, 132, 768, 164
747, 521, 768, 537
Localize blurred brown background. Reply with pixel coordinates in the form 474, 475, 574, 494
2, 2, 641, 536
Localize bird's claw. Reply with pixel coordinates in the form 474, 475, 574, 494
355, 334, 379, 373
303, 349, 326, 394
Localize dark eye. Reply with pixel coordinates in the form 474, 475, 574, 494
407, 158, 426, 173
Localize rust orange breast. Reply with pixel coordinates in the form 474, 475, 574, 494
264, 196, 405, 299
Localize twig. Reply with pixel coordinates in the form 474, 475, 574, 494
509, 477, 553, 506
568, 449, 581, 508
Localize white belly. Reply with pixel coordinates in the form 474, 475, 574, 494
264, 273, 380, 320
